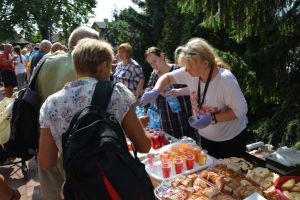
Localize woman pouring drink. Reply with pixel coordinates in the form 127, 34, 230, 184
141, 38, 249, 159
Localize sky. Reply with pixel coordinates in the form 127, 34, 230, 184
89, 0, 140, 24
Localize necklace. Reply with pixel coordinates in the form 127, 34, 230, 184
197, 67, 214, 111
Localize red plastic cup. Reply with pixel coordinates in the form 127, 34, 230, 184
152, 134, 160, 149
147, 153, 155, 167
174, 158, 183, 174
185, 154, 195, 170
162, 162, 171, 178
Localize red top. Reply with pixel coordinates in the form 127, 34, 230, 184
0, 53, 14, 71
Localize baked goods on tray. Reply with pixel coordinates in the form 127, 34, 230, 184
161, 174, 234, 200
156, 157, 281, 200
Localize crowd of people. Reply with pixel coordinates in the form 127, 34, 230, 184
0, 25, 249, 199
0, 41, 67, 98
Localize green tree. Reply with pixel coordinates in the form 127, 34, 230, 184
0, 0, 17, 40
176, 0, 300, 147
2, 0, 96, 41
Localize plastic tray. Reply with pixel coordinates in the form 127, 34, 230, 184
144, 154, 214, 183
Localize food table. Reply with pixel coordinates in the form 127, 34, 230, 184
137, 137, 300, 200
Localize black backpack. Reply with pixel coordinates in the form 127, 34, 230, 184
62, 81, 155, 200
3, 57, 47, 161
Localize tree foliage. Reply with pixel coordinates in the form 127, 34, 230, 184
1, 0, 96, 41
0, 0, 17, 40
176, 0, 300, 147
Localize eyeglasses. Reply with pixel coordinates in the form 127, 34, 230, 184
176, 47, 197, 57
183, 48, 197, 56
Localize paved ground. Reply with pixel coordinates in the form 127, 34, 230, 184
0, 158, 42, 199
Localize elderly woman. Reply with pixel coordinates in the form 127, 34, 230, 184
113, 43, 144, 98
38, 38, 151, 194
141, 38, 248, 159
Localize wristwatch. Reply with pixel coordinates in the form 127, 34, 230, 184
211, 113, 217, 124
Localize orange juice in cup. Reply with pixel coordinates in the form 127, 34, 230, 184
199, 150, 207, 165
169, 151, 177, 163
178, 143, 191, 152
193, 147, 201, 163
160, 151, 171, 163
170, 145, 179, 153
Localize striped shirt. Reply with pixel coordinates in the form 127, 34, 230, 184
113, 59, 144, 94
146, 64, 197, 139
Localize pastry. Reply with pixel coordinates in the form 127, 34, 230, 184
291, 192, 300, 200
253, 167, 270, 178
282, 179, 296, 190
291, 186, 300, 192
201, 187, 220, 198
214, 194, 236, 200
283, 190, 294, 200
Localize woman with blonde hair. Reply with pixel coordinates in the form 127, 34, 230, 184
38, 38, 151, 196
141, 38, 248, 159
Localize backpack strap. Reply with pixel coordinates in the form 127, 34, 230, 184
91, 80, 115, 110
28, 55, 48, 89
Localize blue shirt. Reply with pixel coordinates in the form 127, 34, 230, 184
30, 50, 45, 75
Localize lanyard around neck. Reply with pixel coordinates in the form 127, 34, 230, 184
197, 67, 214, 111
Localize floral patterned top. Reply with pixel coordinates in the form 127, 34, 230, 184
39, 78, 135, 152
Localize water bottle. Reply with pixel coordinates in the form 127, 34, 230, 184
135, 106, 145, 117
147, 105, 161, 129
165, 86, 181, 113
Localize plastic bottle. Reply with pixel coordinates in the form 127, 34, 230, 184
165, 86, 181, 113
147, 105, 161, 129
135, 106, 144, 117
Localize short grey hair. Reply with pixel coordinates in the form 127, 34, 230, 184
39, 40, 52, 51
68, 26, 100, 51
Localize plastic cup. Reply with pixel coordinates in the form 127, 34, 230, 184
160, 152, 170, 163
151, 133, 160, 149
188, 115, 199, 125
147, 153, 155, 167
174, 158, 183, 174
162, 162, 171, 178
193, 147, 201, 163
185, 154, 195, 170
199, 149, 207, 165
